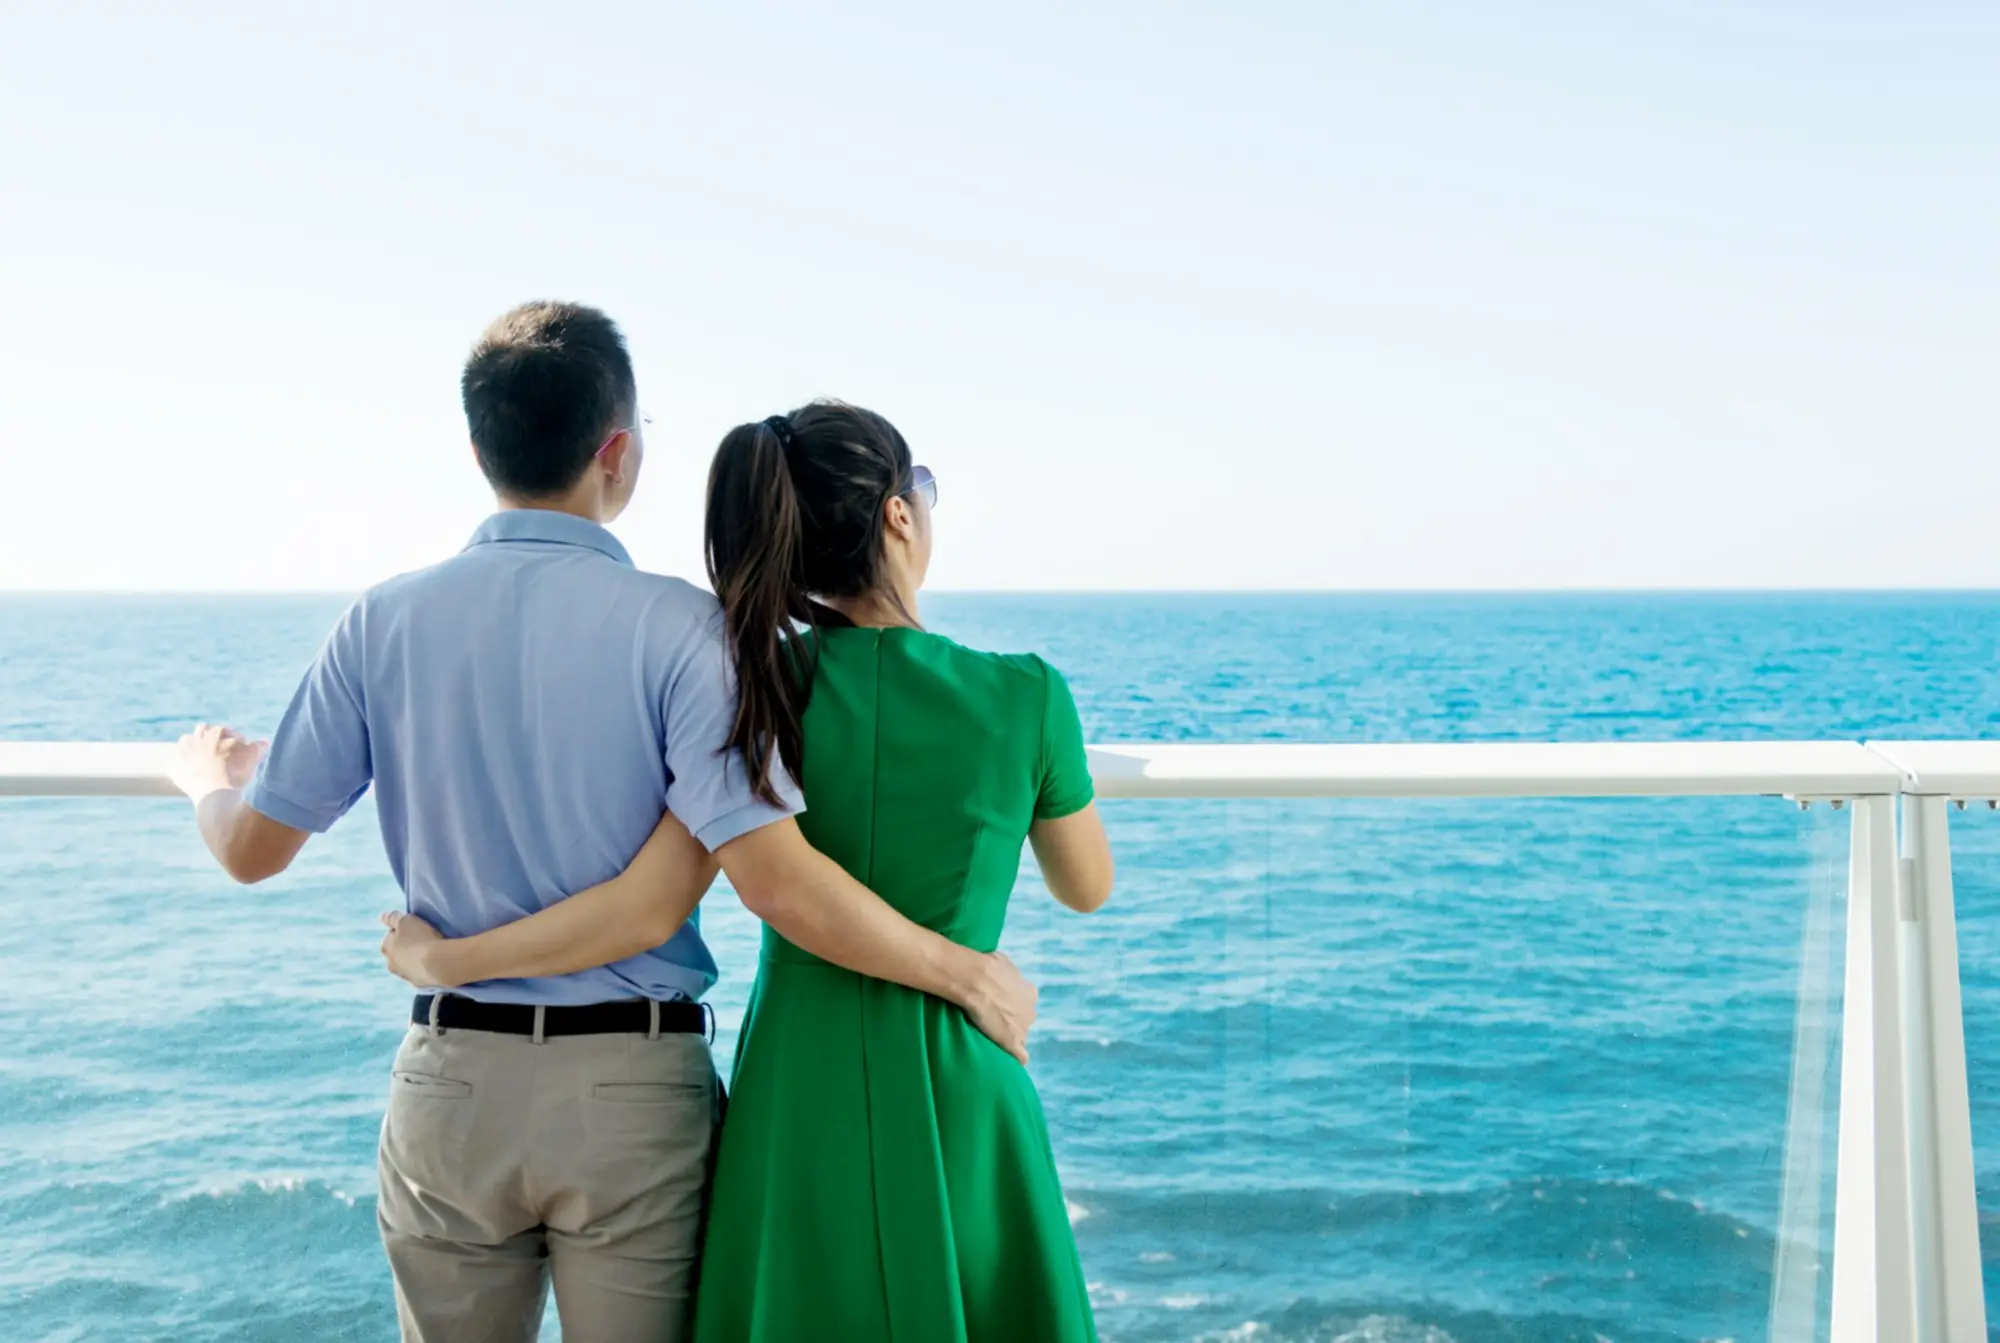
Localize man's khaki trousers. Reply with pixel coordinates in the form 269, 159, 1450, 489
377, 1017, 718, 1343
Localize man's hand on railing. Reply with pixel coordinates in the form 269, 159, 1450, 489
168, 724, 266, 802
167, 725, 306, 884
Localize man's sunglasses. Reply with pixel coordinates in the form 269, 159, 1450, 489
903, 464, 937, 510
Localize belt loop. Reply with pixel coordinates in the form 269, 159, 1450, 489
532, 1004, 546, 1046
647, 1000, 661, 1041
427, 993, 446, 1037
703, 1002, 716, 1044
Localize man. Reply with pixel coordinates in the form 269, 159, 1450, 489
168, 301, 1035, 1343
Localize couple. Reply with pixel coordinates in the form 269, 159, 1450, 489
168, 301, 1114, 1342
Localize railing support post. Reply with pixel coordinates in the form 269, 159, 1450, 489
1900, 795, 1987, 1342
1831, 795, 1918, 1341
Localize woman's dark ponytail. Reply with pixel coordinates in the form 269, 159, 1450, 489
706, 418, 813, 806
705, 400, 917, 805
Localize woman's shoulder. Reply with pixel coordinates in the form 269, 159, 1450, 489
899, 628, 1051, 671
878, 629, 1063, 697
802, 625, 1068, 694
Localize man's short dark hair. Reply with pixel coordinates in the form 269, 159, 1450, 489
461, 302, 636, 499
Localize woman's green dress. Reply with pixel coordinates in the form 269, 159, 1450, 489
691, 626, 1098, 1343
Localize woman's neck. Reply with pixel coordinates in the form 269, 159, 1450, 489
823, 588, 922, 630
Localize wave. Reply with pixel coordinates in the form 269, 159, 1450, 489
11, 1172, 375, 1258
1182, 1300, 1694, 1343
1069, 1175, 1771, 1255
1070, 1178, 1772, 1343
8, 1175, 391, 1342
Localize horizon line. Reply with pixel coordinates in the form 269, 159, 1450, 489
8, 586, 2000, 599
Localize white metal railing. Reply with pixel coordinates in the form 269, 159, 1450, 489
0, 739, 1915, 801
5, 737, 1997, 1342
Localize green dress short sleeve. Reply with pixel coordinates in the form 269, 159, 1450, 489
1035, 657, 1095, 821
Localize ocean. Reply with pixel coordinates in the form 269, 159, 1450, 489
5, 592, 2000, 1343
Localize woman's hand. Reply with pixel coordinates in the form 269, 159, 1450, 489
958, 949, 1038, 1064
378, 911, 462, 988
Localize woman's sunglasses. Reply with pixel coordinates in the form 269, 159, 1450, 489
903, 464, 938, 510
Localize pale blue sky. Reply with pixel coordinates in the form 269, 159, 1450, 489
2, 2, 1994, 590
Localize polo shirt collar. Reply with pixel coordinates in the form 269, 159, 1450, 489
465, 510, 633, 567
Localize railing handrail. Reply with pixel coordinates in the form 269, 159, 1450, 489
4, 737, 1978, 800
1864, 740, 2000, 798
0, 742, 185, 798
1089, 740, 1904, 799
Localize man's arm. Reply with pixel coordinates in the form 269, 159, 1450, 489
171, 725, 310, 883
178, 602, 373, 882
715, 819, 1038, 1063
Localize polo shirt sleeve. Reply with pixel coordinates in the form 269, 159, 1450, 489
662, 617, 805, 852
242, 600, 373, 833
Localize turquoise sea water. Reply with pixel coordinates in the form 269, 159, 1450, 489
6, 592, 2000, 1343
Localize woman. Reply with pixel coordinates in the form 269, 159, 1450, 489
381, 400, 1114, 1342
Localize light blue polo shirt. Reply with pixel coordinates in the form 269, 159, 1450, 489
243, 509, 802, 1005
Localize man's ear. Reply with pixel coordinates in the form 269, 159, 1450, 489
600, 430, 634, 485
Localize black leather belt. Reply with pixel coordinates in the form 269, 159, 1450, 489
411, 994, 709, 1038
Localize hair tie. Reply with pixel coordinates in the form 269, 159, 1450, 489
761, 415, 794, 449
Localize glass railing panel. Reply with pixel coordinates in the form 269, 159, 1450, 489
1936, 806, 2000, 1326
996, 796, 1847, 1343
